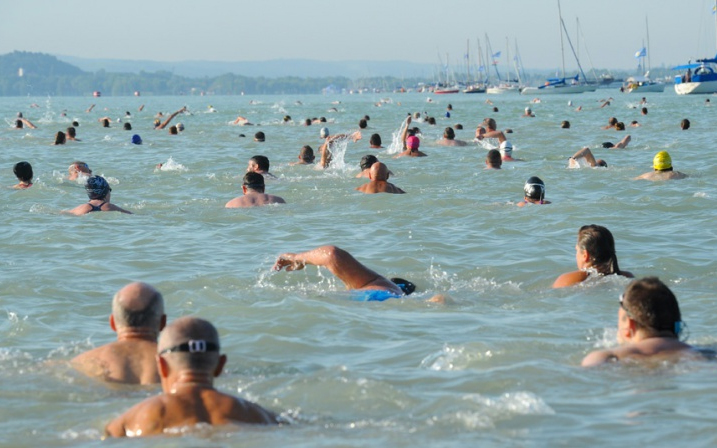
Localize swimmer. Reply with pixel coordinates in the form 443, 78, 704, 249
522, 107, 535, 117
615, 122, 626, 131
356, 162, 405, 194
317, 127, 362, 168
568, 148, 607, 168
86, 104, 95, 113
635, 151, 687, 181
233, 115, 253, 126
581, 277, 704, 367
369, 133, 383, 149
12, 161, 33, 189
437, 127, 467, 146
602, 117, 618, 130
71, 282, 166, 385
155, 107, 187, 130
499, 141, 523, 162
254, 131, 265, 142
517, 176, 550, 206
66, 175, 133, 215
630, 120, 640, 127
475, 118, 508, 146
131, 134, 142, 145
104, 317, 278, 437
641, 107, 648, 115
601, 135, 631, 149
561, 120, 570, 129
53, 131, 66, 145
98, 117, 111, 128
485, 149, 502, 169
12, 117, 37, 129
225, 173, 285, 208
68, 161, 92, 181
246, 155, 276, 179
395, 117, 427, 158
273, 245, 416, 301
122, 122, 132, 131
290, 145, 315, 165
553, 225, 633, 288
66, 126, 80, 141
680, 118, 690, 130
355, 155, 393, 178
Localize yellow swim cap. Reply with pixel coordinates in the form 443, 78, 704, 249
653, 151, 672, 171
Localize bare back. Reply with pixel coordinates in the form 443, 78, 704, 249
225, 193, 286, 208
71, 340, 159, 385
356, 181, 405, 194
105, 387, 277, 437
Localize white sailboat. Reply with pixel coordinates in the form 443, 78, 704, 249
623, 17, 664, 93
521, 0, 595, 95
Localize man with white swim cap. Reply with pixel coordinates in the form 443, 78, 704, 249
104, 317, 278, 437
517, 176, 551, 206
71, 282, 165, 384
582, 277, 705, 367
635, 151, 687, 181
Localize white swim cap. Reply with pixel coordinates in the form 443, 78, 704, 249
499, 141, 513, 155
320, 127, 330, 138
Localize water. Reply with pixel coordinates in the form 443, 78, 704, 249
2, 90, 717, 446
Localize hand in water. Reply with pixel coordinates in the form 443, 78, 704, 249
273, 254, 305, 272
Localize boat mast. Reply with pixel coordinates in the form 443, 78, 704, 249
559, 10, 590, 83
645, 16, 652, 73
557, 0, 566, 79
485, 35, 501, 82
466, 39, 471, 84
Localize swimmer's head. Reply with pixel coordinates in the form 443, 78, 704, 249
390, 278, 415, 296
358, 119, 368, 129
131, 134, 142, 145
525, 107, 532, 114
123, 122, 132, 131
524, 176, 545, 202
601, 142, 614, 149
254, 131, 265, 142
14, 119, 23, 128
176, 123, 184, 132
299, 145, 315, 163
406, 135, 420, 151
360, 154, 378, 171
444, 127, 455, 140
369, 133, 382, 147
13, 161, 33, 182
499, 141, 513, 157
153, 119, 161, 128
561, 120, 570, 129
242, 172, 265, 193
85, 175, 111, 200
653, 151, 672, 171
621, 277, 682, 337
615, 122, 625, 131
681, 118, 690, 130
320, 127, 330, 138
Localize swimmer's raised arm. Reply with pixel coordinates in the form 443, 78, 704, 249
570, 147, 598, 167
401, 116, 411, 149
273, 253, 306, 272
157, 107, 186, 129
20, 118, 37, 129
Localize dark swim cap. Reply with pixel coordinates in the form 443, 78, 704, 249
390, 278, 416, 296
360, 155, 378, 171
85, 175, 111, 199
524, 176, 545, 201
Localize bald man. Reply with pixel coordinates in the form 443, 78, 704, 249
71, 282, 166, 385
104, 317, 278, 437
356, 162, 405, 194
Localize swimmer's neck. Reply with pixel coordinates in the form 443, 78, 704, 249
168, 372, 215, 394
116, 327, 158, 342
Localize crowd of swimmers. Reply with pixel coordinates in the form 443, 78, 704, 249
7, 97, 708, 437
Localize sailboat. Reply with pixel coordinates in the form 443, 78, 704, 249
433, 52, 460, 94
463, 39, 486, 94
521, 0, 595, 95
673, 0, 717, 95
487, 38, 520, 94
623, 17, 664, 93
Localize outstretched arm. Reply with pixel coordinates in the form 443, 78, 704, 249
570, 147, 597, 167
21, 118, 37, 129
273, 245, 385, 290
401, 116, 411, 149
157, 107, 186, 129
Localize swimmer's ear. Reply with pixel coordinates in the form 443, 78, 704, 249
109, 315, 117, 332
157, 355, 170, 379
214, 354, 227, 378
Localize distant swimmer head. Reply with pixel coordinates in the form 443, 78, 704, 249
320, 127, 330, 138
390, 278, 416, 296
406, 135, 420, 150
525, 107, 532, 113
524, 176, 545, 202
176, 122, 184, 132
131, 134, 142, 145
601, 142, 615, 149
653, 151, 672, 171
444, 127, 455, 140
360, 154, 378, 171
499, 140, 513, 156
85, 175, 111, 200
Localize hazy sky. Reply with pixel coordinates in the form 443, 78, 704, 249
3, 0, 717, 71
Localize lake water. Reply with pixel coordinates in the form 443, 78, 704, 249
2, 88, 717, 447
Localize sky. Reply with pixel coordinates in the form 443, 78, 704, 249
3, 0, 717, 72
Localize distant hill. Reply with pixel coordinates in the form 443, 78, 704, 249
55, 55, 437, 79
0, 51, 85, 77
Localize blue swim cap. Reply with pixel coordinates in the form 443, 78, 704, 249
131, 134, 142, 145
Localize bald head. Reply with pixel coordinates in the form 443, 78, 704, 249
112, 282, 164, 330
369, 162, 389, 181
158, 317, 221, 370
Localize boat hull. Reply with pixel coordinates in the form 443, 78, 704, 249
626, 83, 665, 93
520, 85, 595, 95
674, 80, 717, 95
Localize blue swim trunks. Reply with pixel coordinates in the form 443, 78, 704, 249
350, 290, 402, 302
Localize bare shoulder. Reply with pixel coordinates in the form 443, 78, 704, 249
267, 194, 286, 204
225, 197, 246, 208
553, 270, 589, 288
66, 204, 91, 216
105, 395, 166, 438
581, 349, 618, 367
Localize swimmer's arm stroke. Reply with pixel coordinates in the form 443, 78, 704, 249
581, 349, 618, 367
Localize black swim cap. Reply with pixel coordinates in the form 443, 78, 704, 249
390, 278, 415, 296
85, 175, 111, 199
602, 142, 614, 148
524, 176, 545, 201
360, 155, 378, 171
